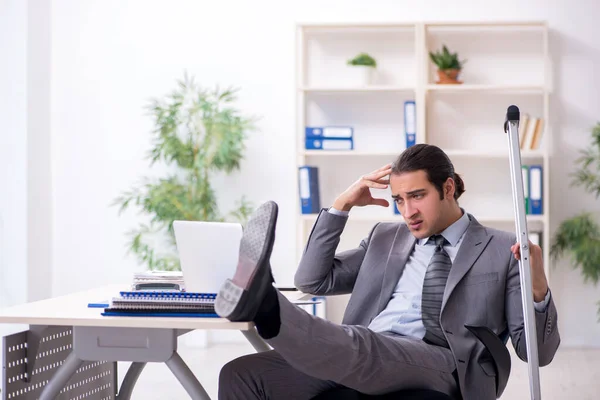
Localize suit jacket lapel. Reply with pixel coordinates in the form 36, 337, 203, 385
376, 226, 416, 314
441, 215, 492, 311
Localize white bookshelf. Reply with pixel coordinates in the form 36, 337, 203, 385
295, 21, 551, 278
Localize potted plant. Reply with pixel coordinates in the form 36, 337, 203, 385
347, 52, 377, 86
429, 45, 466, 84
550, 122, 600, 317
113, 73, 256, 271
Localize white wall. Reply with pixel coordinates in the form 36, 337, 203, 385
0, 0, 28, 308
28, 0, 53, 302
44, 0, 600, 347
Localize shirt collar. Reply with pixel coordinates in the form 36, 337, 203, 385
419, 208, 470, 247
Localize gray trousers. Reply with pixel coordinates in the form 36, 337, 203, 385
219, 292, 459, 400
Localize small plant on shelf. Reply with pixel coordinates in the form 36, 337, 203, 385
429, 45, 466, 84
347, 52, 377, 68
550, 122, 600, 318
346, 52, 377, 85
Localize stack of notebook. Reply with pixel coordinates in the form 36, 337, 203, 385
102, 291, 218, 318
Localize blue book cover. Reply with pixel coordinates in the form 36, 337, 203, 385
299, 166, 321, 214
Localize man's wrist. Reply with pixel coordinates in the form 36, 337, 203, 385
332, 199, 352, 212
328, 207, 349, 217
533, 286, 549, 303
533, 288, 551, 312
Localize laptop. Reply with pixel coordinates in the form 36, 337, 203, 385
173, 220, 243, 294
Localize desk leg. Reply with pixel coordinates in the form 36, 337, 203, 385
165, 352, 211, 400
116, 362, 147, 400
38, 352, 84, 400
242, 328, 271, 352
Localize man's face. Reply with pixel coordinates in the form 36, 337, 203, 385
390, 170, 453, 240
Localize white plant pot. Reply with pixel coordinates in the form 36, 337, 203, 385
346, 66, 376, 86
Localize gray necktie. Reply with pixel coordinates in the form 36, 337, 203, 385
422, 235, 451, 348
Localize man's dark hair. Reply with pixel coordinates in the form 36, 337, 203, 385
391, 144, 465, 201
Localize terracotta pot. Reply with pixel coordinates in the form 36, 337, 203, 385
436, 68, 462, 84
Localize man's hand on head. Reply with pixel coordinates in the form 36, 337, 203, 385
332, 164, 393, 212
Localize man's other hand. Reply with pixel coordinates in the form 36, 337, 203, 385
511, 240, 549, 302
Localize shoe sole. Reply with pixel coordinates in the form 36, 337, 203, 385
215, 201, 278, 320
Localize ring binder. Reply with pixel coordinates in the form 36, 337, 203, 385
118, 291, 216, 300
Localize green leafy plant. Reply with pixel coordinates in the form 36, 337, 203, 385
550, 122, 600, 317
347, 52, 377, 68
113, 73, 256, 271
429, 45, 466, 70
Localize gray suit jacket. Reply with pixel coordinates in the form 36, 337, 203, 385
294, 209, 560, 400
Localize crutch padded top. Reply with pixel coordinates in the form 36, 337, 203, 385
506, 105, 520, 121
504, 105, 520, 132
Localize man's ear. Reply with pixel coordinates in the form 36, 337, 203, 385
444, 177, 455, 199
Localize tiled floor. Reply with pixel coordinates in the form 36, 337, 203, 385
126, 338, 600, 399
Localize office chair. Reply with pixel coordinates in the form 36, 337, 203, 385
311, 325, 510, 400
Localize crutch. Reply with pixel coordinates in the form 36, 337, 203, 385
504, 105, 541, 400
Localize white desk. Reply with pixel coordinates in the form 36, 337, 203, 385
0, 284, 310, 400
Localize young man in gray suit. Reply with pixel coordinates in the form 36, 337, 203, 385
215, 144, 560, 400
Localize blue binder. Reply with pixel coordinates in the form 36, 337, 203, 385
404, 100, 416, 148
299, 166, 321, 214
529, 165, 543, 214
305, 137, 354, 150
305, 126, 353, 139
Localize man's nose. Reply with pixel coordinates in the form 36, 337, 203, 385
404, 201, 417, 219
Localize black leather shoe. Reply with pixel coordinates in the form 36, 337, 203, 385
215, 201, 278, 321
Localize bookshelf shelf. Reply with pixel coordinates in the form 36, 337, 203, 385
300, 86, 415, 93
425, 21, 546, 28
444, 149, 546, 159
425, 84, 545, 94
301, 150, 398, 157
295, 21, 552, 279
300, 149, 545, 159
300, 214, 546, 225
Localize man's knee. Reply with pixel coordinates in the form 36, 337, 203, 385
219, 353, 261, 398
220, 355, 253, 383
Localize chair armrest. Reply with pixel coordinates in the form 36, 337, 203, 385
464, 325, 511, 398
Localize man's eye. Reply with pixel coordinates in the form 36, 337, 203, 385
413, 194, 423, 199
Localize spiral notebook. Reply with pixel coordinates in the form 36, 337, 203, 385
102, 291, 218, 318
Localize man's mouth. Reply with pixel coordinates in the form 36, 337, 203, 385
409, 220, 423, 229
